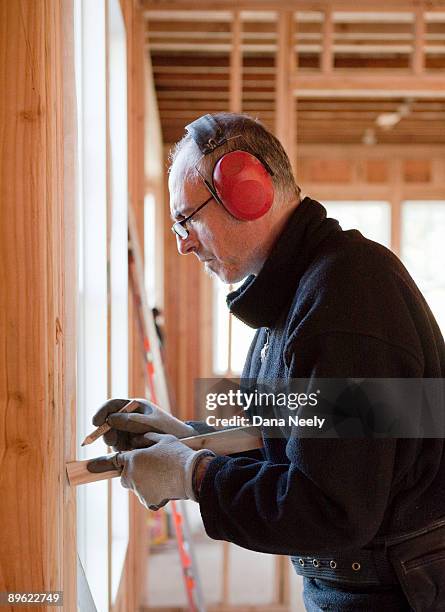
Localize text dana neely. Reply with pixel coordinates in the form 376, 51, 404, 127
205, 415, 326, 429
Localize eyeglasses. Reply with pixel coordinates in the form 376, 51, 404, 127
171, 195, 214, 240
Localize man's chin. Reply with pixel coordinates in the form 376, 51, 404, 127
204, 260, 244, 284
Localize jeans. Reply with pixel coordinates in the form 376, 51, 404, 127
302, 578, 411, 611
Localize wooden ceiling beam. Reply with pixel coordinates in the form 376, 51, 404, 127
151, 53, 277, 66
148, 20, 232, 32
156, 90, 273, 99
153, 72, 275, 83
147, 40, 445, 53
158, 101, 274, 111
143, 1, 445, 12
293, 73, 445, 97
146, 4, 445, 145
146, 22, 428, 35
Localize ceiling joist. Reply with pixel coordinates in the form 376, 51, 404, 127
146, 4, 445, 144
143, 1, 445, 12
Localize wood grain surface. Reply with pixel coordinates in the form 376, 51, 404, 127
0, 1, 77, 608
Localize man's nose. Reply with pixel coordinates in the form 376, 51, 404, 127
176, 229, 199, 256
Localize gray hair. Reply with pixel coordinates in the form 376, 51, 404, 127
168, 112, 300, 207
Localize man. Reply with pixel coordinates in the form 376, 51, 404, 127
88, 113, 445, 611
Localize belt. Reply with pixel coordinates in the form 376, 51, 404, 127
290, 547, 399, 586
292, 516, 445, 588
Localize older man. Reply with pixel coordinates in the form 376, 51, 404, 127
89, 113, 445, 611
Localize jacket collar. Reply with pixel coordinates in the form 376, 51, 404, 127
226, 197, 341, 328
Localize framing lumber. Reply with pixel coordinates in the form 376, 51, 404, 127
412, 7, 426, 75
292, 74, 445, 97
114, 2, 148, 611
274, 556, 290, 606
0, 0, 77, 607
143, 1, 445, 10
275, 11, 296, 169
321, 8, 334, 74
230, 11, 243, 113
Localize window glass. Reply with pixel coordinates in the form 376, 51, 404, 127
145, 193, 156, 309
213, 280, 230, 374
401, 201, 445, 334
108, 0, 129, 600
75, 1, 109, 610
213, 279, 255, 376
324, 200, 391, 247
230, 313, 256, 374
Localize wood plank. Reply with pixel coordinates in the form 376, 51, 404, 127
276, 11, 296, 168
412, 7, 426, 74
390, 159, 402, 256
147, 38, 443, 52
321, 8, 334, 73
299, 143, 445, 157
115, 2, 148, 611
274, 556, 290, 605
230, 11, 243, 113
221, 541, 231, 605
0, 0, 77, 607
147, 21, 419, 36
292, 73, 445, 96
143, 1, 445, 10
66, 426, 263, 486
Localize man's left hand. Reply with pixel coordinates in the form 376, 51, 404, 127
87, 432, 215, 510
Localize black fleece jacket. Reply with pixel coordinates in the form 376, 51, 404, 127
197, 197, 445, 557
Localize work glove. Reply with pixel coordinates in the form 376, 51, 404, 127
92, 398, 196, 451
87, 432, 215, 510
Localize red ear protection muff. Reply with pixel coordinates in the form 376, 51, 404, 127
212, 150, 274, 221
185, 114, 275, 222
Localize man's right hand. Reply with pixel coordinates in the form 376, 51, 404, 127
92, 398, 196, 451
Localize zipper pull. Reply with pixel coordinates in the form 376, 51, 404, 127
260, 328, 270, 364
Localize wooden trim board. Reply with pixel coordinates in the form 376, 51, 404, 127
67, 426, 263, 486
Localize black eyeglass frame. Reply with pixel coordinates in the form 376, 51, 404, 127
171, 194, 214, 240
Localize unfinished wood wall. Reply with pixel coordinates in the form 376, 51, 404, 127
0, 1, 77, 609
116, 1, 148, 610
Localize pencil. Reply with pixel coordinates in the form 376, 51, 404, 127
81, 400, 140, 446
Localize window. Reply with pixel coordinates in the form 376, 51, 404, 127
323, 201, 391, 247
75, 0, 130, 607
144, 193, 157, 309
108, 0, 129, 599
401, 201, 445, 334
213, 279, 256, 376
75, 1, 109, 609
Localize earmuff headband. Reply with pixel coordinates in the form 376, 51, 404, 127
185, 114, 274, 177
185, 114, 227, 155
